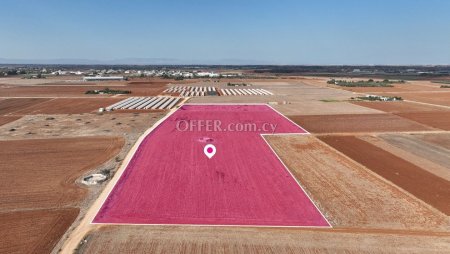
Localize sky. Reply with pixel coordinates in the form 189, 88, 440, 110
1, 0, 450, 65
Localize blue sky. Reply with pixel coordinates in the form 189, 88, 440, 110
1, 0, 449, 64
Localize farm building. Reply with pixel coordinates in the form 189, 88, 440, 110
83, 76, 126, 82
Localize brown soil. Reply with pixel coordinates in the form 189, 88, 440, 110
0, 85, 113, 97
378, 134, 450, 172
352, 101, 447, 113
395, 112, 450, 130
0, 98, 51, 115
0, 136, 124, 211
9, 98, 123, 115
0, 81, 168, 97
0, 136, 124, 254
319, 135, 450, 215
0, 208, 79, 254
0, 112, 166, 140
417, 133, 450, 150
358, 135, 450, 182
374, 92, 450, 107
265, 135, 448, 230
78, 226, 450, 254
0, 116, 21, 126
288, 114, 432, 133
351, 101, 450, 130
124, 81, 168, 96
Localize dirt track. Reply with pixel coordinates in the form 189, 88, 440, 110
352, 101, 447, 113
78, 225, 450, 254
319, 136, 450, 215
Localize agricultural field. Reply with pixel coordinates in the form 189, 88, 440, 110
352, 101, 450, 130
0, 116, 20, 126
265, 135, 448, 230
288, 114, 432, 133
3, 98, 123, 115
359, 134, 450, 181
0, 98, 51, 115
0, 208, 79, 254
0, 137, 124, 253
1, 76, 449, 253
78, 226, 450, 254
319, 136, 450, 215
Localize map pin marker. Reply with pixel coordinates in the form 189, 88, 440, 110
204, 144, 216, 159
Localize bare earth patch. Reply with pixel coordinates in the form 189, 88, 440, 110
0, 116, 21, 126
319, 135, 450, 215
0, 137, 124, 253
0, 136, 124, 210
78, 226, 450, 254
359, 134, 450, 182
265, 135, 449, 230
9, 98, 123, 115
288, 114, 432, 134
0, 208, 79, 254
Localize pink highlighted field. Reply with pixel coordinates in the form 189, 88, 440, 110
94, 104, 329, 227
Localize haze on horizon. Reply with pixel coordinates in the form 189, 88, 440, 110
1, 0, 450, 65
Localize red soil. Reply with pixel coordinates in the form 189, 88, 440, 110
10, 98, 123, 115
395, 112, 450, 131
0, 116, 21, 126
319, 136, 450, 215
351, 101, 446, 113
351, 102, 450, 130
0, 137, 124, 210
288, 114, 431, 133
0, 136, 124, 254
0, 98, 51, 115
0, 208, 79, 254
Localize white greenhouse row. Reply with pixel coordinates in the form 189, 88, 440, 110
219, 88, 273, 96
105, 96, 182, 111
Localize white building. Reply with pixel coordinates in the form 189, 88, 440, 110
83, 76, 125, 81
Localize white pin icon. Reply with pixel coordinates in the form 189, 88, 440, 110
204, 144, 216, 159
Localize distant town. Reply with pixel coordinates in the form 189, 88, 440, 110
1, 65, 450, 81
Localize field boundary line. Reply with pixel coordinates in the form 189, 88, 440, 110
90, 222, 330, 228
